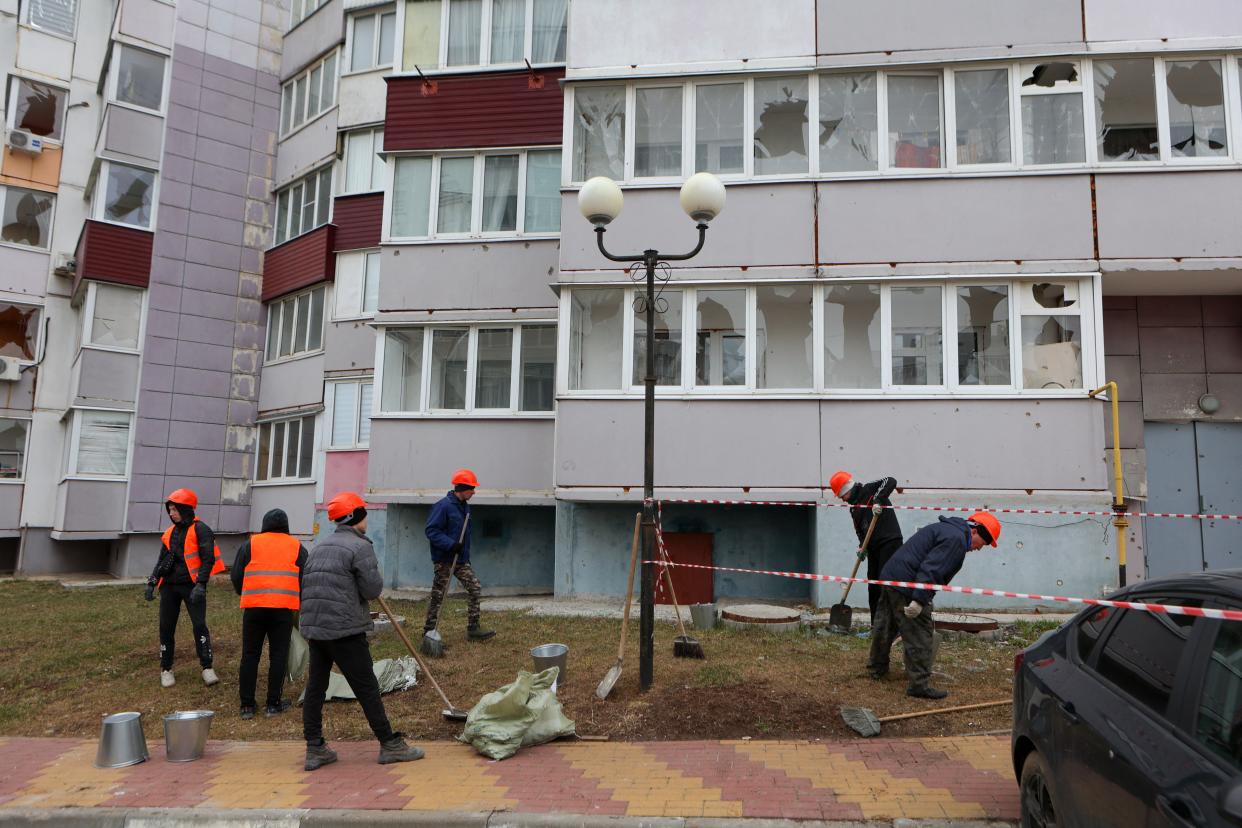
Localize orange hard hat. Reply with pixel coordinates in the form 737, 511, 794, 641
829, 471, 854, 498
327, 491, 367, 522
969, 511, 1001, 547
166, 488, 198, 509
451, 468, 479, 488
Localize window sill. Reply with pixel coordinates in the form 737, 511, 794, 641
252, 478, 317, 487
332, 314, 377, 323
341, 65, 394, 79
382, 233, 560, 246
81, 344, 141, 356
278, 104, 340, 145
90, 216, 154, 233
107, 99, 166, 119
393, 62, 565, 77
0, 478, 25, 485
338, 188, 384, 198
0, 240, 51, 255
269, 224, 331, 252
557, 391, 1092, 401
325, 445, 370, 452
19, 22, 76, 42
371, 412, 556, 420
61, 474, 128, 482
263, 349, 325, 368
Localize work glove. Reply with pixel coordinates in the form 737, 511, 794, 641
144, 577, 157, 602
872, 504, 885, 516
449, 541, 464, 555
904, 601, 923, 619
190, 582, 207, 604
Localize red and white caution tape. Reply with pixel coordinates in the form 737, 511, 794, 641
657, 497, 1242, 522
641, 558, 1242, 622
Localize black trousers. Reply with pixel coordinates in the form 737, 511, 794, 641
302, 633, 394, 744
866, 538, 904, 624
158, 582, 212, 670
238, 607, 294, 708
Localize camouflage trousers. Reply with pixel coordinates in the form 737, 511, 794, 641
423, 561, 482, 632
867, 586, 935, 692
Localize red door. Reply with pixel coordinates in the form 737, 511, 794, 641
656, 532, 713, 605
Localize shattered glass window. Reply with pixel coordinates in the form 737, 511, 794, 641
572, 85, 625, 180
954, 68, 1010, 165
0, 419, 28, 479
115, 45, 166, 111
1, 187, 54, 250
569, 289, 624, 390
90, 284, 142, 350
754, 77, 809, 175
695, 83, 744, 174
103, 163, 155, 228
956, 285, 1010, 386
756, 285, 813, 389
1094, 59, 1159, 161
824, 283, 880, 389
0, 303, 40, 360
1022, 95, 1085, 165
634, 289, 684, 386
1166, 59, 1227, 158
819, 73, 878, 173
1021, 316, 1082, 390
14, 79, 66, 140
888, 74, 942, 168
696, 289, 746, 387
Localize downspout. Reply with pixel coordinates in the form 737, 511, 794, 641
1089, 381, 1128, 587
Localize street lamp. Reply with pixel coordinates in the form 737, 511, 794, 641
578, 172, 726, 692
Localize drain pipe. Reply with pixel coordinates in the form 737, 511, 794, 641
1089, 381, 1128, 587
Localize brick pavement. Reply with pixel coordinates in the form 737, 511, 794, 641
0, 735, 1019, 821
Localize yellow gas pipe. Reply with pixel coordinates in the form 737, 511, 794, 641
1089, 381, 1129, 587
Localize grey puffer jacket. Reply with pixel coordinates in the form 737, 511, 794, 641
299, 524, 384, 641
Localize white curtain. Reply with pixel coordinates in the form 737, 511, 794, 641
77, 412, 130, 476
490, 0, 525, 64
532, 0, 567, 63
437, 157, 474, 233
392, 156, 432, 236
29, 0, 76, 36
482, 155, 519, 231
447, 0, 482, 66
359, 384, 373, 445
331, 382, 358, 447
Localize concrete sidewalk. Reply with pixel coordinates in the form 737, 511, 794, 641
0, 735, 1018, 824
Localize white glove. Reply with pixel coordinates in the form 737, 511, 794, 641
872, 504, 884, 516
904, 601, 923, 619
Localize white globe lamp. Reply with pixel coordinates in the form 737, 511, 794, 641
578, 177, 624, 227
679, 172, 726, 223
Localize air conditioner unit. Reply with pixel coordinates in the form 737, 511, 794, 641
0, 357, 22, 382
6, 130, 44, 155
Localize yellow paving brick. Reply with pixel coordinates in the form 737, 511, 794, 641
5, 742, 126, 808
556, 743, 738, 819
391, 743, 516, 811
205, 743, 311, 809
920, 735, 1012, 776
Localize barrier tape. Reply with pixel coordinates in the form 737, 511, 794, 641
655, 497, 1242, 522
640, 558, 1242, 622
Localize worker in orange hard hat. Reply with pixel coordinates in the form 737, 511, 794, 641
830, 470, 905, 626
144, 488, 225, 689
867, 511, 1001, 701
423, 469, 494, 643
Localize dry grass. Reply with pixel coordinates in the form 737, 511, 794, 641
0, 580, 1052, 744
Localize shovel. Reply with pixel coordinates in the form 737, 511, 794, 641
595, 514, 641, 700
828, 511, 880, 633
377, 594, 469, 721
841, 699, 1010, 738
422, 513, 470, 658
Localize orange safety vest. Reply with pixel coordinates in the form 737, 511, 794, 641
159, 520, 225, 587
240, 533, 301, 610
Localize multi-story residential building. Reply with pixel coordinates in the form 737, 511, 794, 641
7, 1, 1241, 611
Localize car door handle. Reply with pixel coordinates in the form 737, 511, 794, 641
1156, 793, 1199, 826
1059, 700, 1080, 724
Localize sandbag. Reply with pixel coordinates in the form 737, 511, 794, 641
297, 656, 419, 703
286, 626, 309, 683
459, 667, 575, 760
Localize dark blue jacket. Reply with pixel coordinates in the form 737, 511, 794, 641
879, 516, 972, 605
425, 490, 471, 564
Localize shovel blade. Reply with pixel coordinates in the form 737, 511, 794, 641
595, 662, 622, 700
828, 603, 853, 632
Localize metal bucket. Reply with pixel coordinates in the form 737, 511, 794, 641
95, 711, 149, 769
689, 603, 717, 630
530, 643, 568, 682
163, 710, 214, 763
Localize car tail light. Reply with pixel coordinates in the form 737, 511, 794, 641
1013, 650, 1025, 674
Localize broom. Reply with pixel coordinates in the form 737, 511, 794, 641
656, 527, 704, 659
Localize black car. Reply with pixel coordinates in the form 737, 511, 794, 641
1012, 569, 1242, 827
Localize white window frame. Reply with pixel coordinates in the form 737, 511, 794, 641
340, 127, 387, 195
333, 249, 381, 320
394, 0, 567, 73
107, 42, 171, 116
67, 408, 132, 480
254, 413, 319, 484
384, 147, 562, 241
558, 275, 1099, 400
22, 0, 78, 39
280, 50, 339, 138
265, 285, 327, 365
346, 6, 398, 74
92, 160, 160, 231
0, 185, 56, 252
326, 378, 374, 449
273, 165, 334, 246
373, 321, 558, 417
0, 415, 32, 483
5, 76, 69, 144
289, 0, 328, 30
80, 282, 147, 355
1015, 59, 1088, 170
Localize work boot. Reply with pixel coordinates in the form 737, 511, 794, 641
868, 667, 888, 681
378, 733, 425, 764
265, 699, 292, 717
239, 705, 256, 721
304, 740, 338, 771
202, 668, 219, 686
907, 686, 949, 700
467, 626, 496, 641
160, 670, 175, 688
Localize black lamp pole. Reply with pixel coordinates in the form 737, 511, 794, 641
594, 223, 708, 691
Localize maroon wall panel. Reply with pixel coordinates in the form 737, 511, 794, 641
262, 224, 335, 302
74, 220, 154, 293
333, 193, 384, 251
385, 68, 565, 150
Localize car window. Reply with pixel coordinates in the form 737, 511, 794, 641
1076, 605, 1112, 661
1095, 601, 1200, 717
1194, 620, 1242, 771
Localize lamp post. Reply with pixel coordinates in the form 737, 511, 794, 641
577, 173, 726, 692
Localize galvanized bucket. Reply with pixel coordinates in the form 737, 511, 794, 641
531, 643, 569, 682
96, 711, 149, 769
163, 710, 213, 762
689, 603, 717, 630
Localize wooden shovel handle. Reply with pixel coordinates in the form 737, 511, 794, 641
376, 594, 455, 712
878, 699, 1010, 723
655, 530, 692, 638
839, 510, 881, 603
617, 514, 641, 661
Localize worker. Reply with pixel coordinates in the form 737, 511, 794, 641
231, 508, 308, 721
300, 491, 423, 770
423, 469, 494, 643
866, 511, 1002, 700
830, 471, 905, 625
143, 488, 224, 688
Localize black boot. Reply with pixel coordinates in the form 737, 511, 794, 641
378, 733, 425, 764
304, 740, 338, 771
907, 686, 948, 700
265, 699, 292, 717
467, 625, 495, 641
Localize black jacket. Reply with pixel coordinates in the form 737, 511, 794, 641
879, 516, 972, 606
231, 509, 308, 597
847, 476, 903, 551
151, 507, 216, 586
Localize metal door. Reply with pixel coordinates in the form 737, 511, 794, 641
1145, 423, 1204, 578
1194, 423, 1242, 572
657, 532, 713, 606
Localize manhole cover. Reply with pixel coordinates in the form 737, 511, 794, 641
934, 613, 999, 633
720, 604, 801, 632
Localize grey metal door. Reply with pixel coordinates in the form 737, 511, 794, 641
1195, 422, 1242, 571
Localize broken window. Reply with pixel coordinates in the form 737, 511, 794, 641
819, 73, 878, 173
101, 162, 155, 229
890, 286, 943, 386
634, 289, 684, 386
570, 289, 624, 390
75, 410, 131, 477
0, 418, 28, 479
635, 86, 683, 177
0, 303, 39, 360
695, 83, 745, 174
695, 289, 746, 387
756, 285, 812, 389
888, 74, 942, 168
12, 78, 66, 141
1166, 59, 1227, 158
824, 283, 880, 389
1020, 62, 1085, 165
1020, 282, 1082, 390
519, 325, 556, 411
754, 77, 809, 175
573, 85, 625, 180
430, 328, 469, 409
115, 45, 166, 111
956, 285, 1010, 386
1094, 58, 1158, 161
475, 328, 514, 408
90, 283, 143, 350
381, 328, 425, 411
1, 186, 54, 250
955, 68, 1010, 165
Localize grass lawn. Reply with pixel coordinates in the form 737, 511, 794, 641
0, 580, 1058, 744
